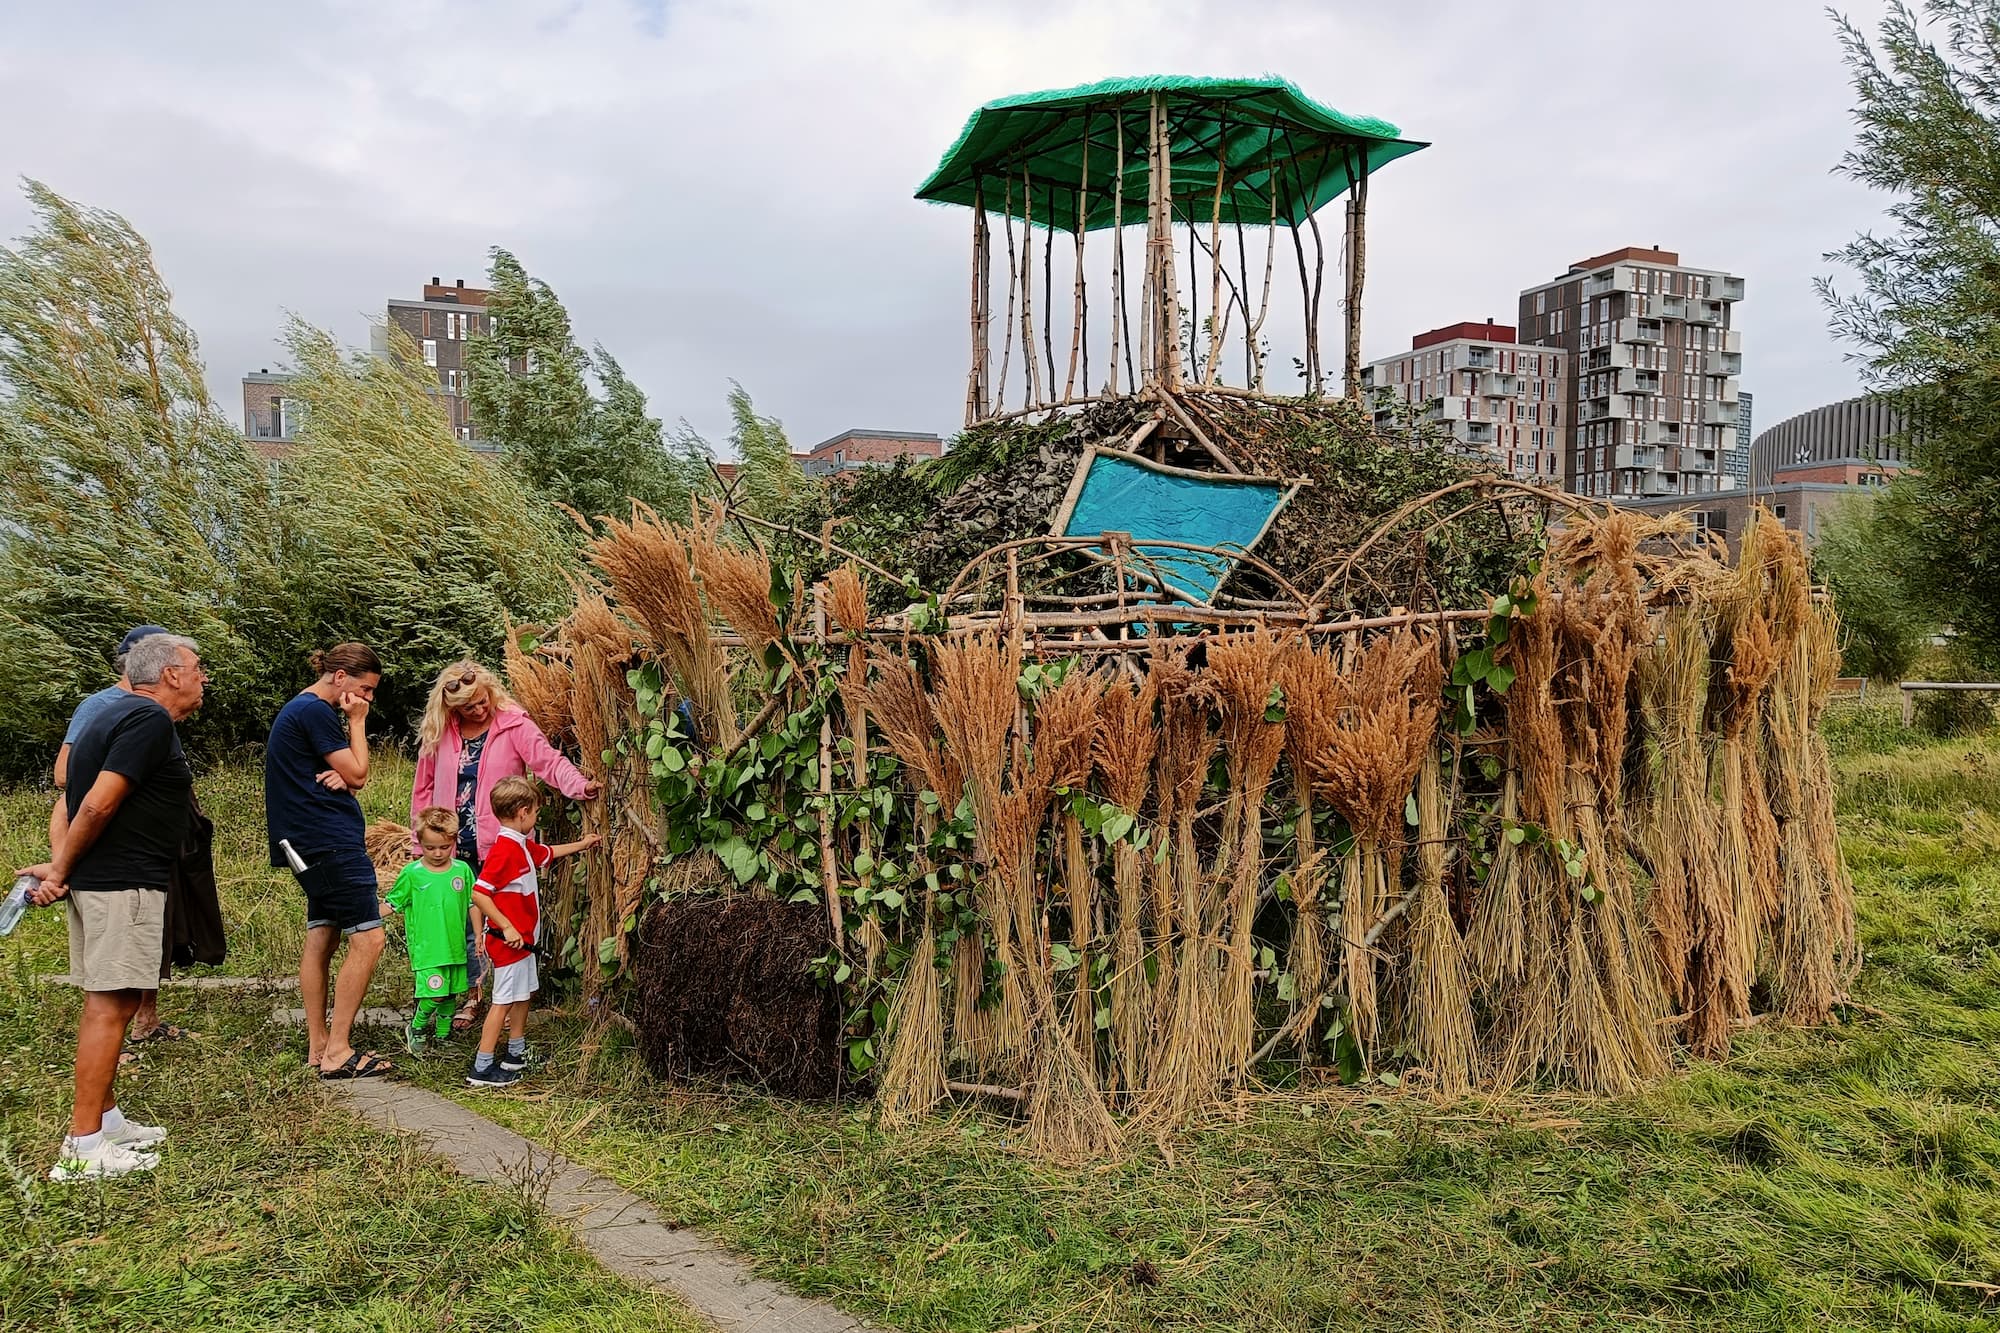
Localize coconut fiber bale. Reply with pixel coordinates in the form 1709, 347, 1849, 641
630, 897, 843, 1099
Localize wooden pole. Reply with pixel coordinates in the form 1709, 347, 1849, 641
814, 590, 844, 954
966, 181, 990, 425
1343, 155, 1370, 404
998, 176, 1017, 414
1042, 182, 1056, 405
1154, 94, 1182, 389
1108, 115, 1125, 397
1065, 120, 1088, 401
1206, 132, 1226, 387
1021, 170, 1042, 409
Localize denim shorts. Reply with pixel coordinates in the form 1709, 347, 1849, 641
292, 851, 382, 935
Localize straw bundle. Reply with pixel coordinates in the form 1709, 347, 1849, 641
1304, 630, 1442, 1059
366, 819, 412, 890
1277, 638, 1343, 1040
876, 929, 949, 1126
1400, 748, 1477, 1095
827, 563, 869, 636
1030, 669, 1107, 1083
1465, 761, 1525, 989
1203, 628, 1288, 1079
1637, 598, 1742, 1058
503, 615, 575, 750
587, 504, 735, 746
687, 501, 785, 657
1093, 673, 1157, 1096
1801, 604, 1861, 988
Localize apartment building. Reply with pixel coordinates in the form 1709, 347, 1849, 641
1361, 320, 1564, 484
241, 369, 299, 459
1518, 247, 1744, 499
371, 277, 496, 446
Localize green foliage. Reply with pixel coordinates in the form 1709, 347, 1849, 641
467, 248, 702, 524
273, 317, 575, 731
1822, 1, 2000, 669
724, 382, 812, 520
0, 179, 284, 771
1812, 489, 1938, 681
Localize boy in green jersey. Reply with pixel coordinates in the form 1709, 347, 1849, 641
385, 806, 476, 1055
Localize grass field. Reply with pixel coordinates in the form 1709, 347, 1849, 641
6, 705, 2000, 1330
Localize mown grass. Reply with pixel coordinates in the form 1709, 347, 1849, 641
9, 703, 2000, 1330
2, 748, 706, 1331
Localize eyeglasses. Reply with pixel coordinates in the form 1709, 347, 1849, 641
455, 668, 479, 687
166, 660, 208, 682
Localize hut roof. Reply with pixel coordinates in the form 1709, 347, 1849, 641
915, 74, 1427, 231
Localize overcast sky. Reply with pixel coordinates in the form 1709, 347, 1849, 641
0, 0, 1898, 452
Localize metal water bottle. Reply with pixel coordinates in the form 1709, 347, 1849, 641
0, 874, 38, 937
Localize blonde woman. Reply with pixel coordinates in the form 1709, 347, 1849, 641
410, 660, 600, 1020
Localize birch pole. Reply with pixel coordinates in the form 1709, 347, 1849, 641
966, 181, 990, 425
1343, 154, 1370, 404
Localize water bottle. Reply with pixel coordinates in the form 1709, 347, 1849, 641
0, 874, 37, 937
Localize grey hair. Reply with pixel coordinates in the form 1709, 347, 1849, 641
125, 634, 199, 686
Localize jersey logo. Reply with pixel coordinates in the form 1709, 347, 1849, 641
427, 974, 444, 990
452, 876, 465, 890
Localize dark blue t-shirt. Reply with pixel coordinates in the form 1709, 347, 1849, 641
264, 692, 364, 865
66, 692, 191, 892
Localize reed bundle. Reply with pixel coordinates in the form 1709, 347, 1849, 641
1093, 673, 1157, 1096
1303, 630, 1441, 1060
587, 504, 735, 746
1277, 639, 1343, 1039
503, 615, 575, 750
1801, 604, 1861, 988
1399, 748, 1477, 1095
687, 501, 785, 657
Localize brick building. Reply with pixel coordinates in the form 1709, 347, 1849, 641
1518, 246, 1744, 500
1361, 320, 1565, 484
241, 369, 299, 460
370, 277, 497, 447
797, 429, 945, 478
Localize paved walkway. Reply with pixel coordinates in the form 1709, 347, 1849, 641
331, 1079, 883, 1333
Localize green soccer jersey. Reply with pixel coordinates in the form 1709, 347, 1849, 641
386, 859, 473, 971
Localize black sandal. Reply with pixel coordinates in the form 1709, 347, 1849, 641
318, 1051, 394, 1080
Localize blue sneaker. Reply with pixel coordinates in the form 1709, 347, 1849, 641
466, 1061, 521, 1090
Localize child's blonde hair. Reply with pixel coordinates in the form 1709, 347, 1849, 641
490, 775, 541, 821
413, 806, 460, 843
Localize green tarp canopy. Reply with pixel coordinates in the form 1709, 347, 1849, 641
915, 75, 1427, 233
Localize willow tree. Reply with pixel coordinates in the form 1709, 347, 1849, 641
276, 316, 575, 727
0, 179, 282, 766
724, 382, 810, 519
466, 248, 702, 525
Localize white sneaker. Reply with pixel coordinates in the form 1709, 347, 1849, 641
104, 1116, 167, 1150
49, 1137, 159, 1182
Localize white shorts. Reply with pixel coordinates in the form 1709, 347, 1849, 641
490, 955, 539, 1005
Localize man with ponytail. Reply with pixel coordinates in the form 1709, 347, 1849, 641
264, 643, 393, 1079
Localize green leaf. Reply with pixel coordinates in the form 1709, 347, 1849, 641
854, 851, 875, 877
1404, 793, 1419, 827
1050, 943, 1081, 972
1487, 663, 1517, 694
1506, 825, 1526, 846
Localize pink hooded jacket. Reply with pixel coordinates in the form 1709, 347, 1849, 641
410, 706, 592, 862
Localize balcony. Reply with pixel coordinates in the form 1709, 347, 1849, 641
1719, 275, 1746, 302
1463, 422, 1498, 446
1580, 396, 1634, 423
1581, 344, 1634, 372
1614, 444, 1666, 471
1679, 448, 1721, 474
1479, 372, 1525, 398
1639, 471, 1679, 498
1652, 295, 1688, 321
1715, 377, 1741, 405
1707, 350, 1743, 376
1687, 299, 1727, 325
1722, 329, 1742, 354
1617, 318, 1665, 345
1424, 395, 1468, 421
1465, 347, 1498, 370
1616, 368, 1662, 395
1701, 401, 1738, 426
1585, 266, 1638, 298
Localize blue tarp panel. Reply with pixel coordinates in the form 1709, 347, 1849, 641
1054, 452, 1290, 603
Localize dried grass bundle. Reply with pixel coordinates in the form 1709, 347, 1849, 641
876, 927, 949, 1127
503, 616, 575, 749
1094, 674, 1157, 1095
1401, 748, 1477, 1095
1203, 628, 1288, 1079
1030, 668, 1108, 1084
1278, 638, 1343, 1029
687, 501, 784, 655
366, 819, 412, 889
827, 563, 869, 636
587, 504, 735, 745
868, 653, 962, 807
1801, 604, 1860, 987
1304, 630, 1442, 1057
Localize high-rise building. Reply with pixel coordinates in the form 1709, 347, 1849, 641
370, 277, 496, 447
1731, 390, 1753, 490
1517, 246, 1744, 500
1360, 320, 1565, 484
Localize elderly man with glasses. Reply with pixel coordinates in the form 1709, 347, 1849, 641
20, 633, 206, 1181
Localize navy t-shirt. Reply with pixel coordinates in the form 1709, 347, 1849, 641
264, 692, 364, 865
65, 693, 192, 892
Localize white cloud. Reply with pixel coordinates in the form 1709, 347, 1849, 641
0, 0, 1897, 449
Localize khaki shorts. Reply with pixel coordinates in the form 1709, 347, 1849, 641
66, 889, 168, 993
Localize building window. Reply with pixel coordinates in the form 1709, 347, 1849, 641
422, 339, 438, 367
456, 426, 471, 442
1773, 505, 1789, 521
446, 369, 461, 393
